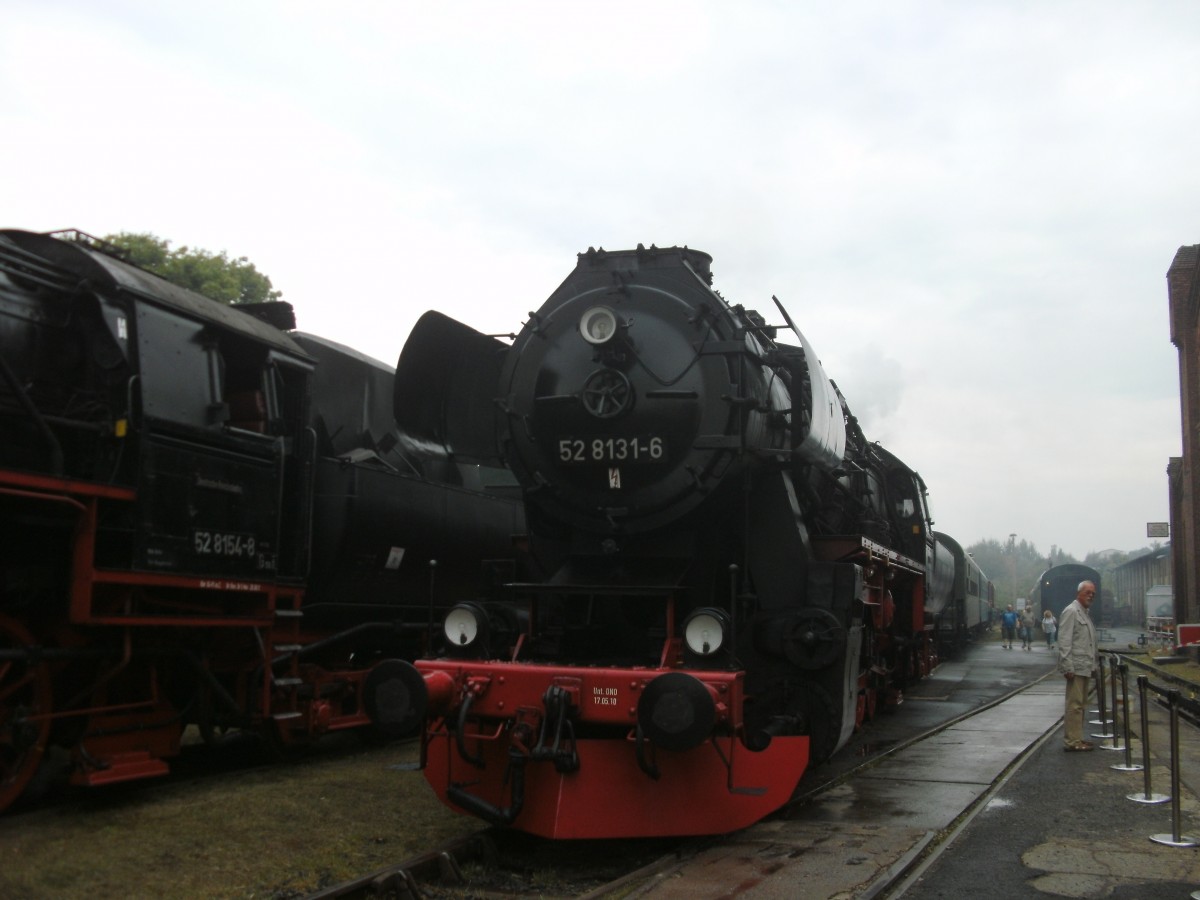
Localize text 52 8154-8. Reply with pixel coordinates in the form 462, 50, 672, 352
193, 529, 257, 559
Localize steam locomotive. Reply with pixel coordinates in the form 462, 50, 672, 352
0, 229, 522, 812
390, 245, 973, 839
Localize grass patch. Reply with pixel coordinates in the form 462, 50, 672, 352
0, 739, 478, 899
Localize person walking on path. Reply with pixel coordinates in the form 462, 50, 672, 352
1041, 609, 1057, 648
1020, 605, 1036, 650
1058, 581, 1099, 751
1000, 604, 1018, 650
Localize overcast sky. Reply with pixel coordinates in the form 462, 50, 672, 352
3, 1, 1196, 562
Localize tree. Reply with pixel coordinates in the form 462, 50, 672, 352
102, 232, 281, 306
967, 537, 1059, 606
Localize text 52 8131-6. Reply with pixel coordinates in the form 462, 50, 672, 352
557, 436, 665, 464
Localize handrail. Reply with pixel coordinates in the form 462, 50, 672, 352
1101, 649, 1199, 716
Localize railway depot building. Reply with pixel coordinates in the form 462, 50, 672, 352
1110, 546, 1171, 627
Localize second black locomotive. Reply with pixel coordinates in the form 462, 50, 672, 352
0, 229, 522, 812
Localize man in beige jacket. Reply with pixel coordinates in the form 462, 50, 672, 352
1057, 581, 1099, 751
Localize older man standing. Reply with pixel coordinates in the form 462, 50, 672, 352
1058, 581, 1099, 751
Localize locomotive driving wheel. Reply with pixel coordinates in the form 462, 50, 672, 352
0, 615, 52, 812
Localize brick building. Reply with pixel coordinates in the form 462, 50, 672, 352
1167, 245, 1200, 625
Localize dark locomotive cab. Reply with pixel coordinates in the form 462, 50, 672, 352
129, 312, 315, 581
0, 229, 317, 587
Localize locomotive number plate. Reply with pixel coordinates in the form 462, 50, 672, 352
193, 529, 258, 560
557, 436, 665, 464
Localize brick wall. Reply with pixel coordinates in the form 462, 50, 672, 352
1167, 245, 1200, 625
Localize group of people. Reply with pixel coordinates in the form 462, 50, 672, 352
999, 603, 1058, 650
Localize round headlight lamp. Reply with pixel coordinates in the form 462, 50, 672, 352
580, 306, 619, 345
443, 602, 488, 654
683, 608, 731, 657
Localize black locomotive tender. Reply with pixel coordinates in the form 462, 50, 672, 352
0, 229, 522, 812
391, 245, 990, 838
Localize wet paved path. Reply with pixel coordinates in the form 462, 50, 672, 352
621, 634, 1200, 899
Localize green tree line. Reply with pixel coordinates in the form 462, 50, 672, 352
103, 232, 281, 306
966, 537, 1165, 606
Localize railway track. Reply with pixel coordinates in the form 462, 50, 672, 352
305, 829, 701, 900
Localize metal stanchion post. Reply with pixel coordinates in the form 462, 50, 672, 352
1111, 662, 1140, 770
1128, 675, 1168, 805
1149, 690, 1197, 847
1089, 654, 1105, 716
1091, 655, 1113, 735
1099, 656, 1125, 751
1094, 657, 1108, 734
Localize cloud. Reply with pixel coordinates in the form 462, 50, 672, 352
1, 0, 1196, 559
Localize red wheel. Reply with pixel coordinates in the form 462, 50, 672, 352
0, 615, 52, 812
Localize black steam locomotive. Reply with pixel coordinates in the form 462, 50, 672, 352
0, 229, 522, 812
391, 245, 969, 838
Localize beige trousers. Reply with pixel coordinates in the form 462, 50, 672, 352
1063, 674, 1090, 745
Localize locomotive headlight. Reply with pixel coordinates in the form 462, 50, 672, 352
443, 602, 490, 657
580, 306, 619, 345
683, 608, 730, 657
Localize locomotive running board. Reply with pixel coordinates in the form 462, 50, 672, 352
811, 535, 924, 573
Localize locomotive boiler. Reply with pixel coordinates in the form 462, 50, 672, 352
0, 228, 522, 812
390, 245, 961, 839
